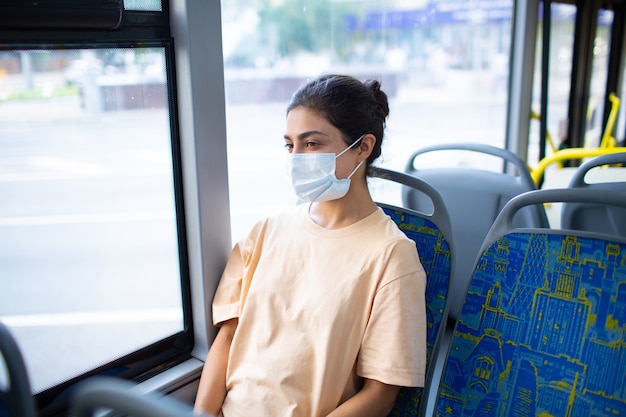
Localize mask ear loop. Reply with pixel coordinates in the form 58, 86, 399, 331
339, 134, 367, 180
346, 160, 365, 180
336, 134, 365, 159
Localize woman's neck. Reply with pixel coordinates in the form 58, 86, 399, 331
307, 182, 377, 229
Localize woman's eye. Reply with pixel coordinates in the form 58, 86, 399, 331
284, 143, 293, 152
305, 141, 318, 149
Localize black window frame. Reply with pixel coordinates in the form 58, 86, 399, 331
0, 2, 194, 416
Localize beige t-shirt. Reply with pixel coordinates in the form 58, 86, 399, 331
212, 204, 426, 417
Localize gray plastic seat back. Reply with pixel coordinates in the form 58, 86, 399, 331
561, 152, 626, 237
0, 321, 35, 417
403, 143, 548, 322
71, 376, 212, 417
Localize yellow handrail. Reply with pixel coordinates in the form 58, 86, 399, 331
530, 146, 626, 184
530, 92, 623, 185
600, 92, 620, 148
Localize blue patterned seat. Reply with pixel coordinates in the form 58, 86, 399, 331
433, 188, 626, 417
370, 167, 453, 417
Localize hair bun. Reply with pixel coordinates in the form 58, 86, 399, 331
364, 79, 390, 122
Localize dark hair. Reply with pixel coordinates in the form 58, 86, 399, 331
286, 74, 389, 174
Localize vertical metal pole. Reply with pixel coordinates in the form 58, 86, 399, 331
539, 0, 551, 162
602, 2, 625, 142
506, 0, 539, 165
567, 0, 598, 150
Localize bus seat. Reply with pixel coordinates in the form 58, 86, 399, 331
562, 152, 626, 236
402, 143, 548, 325
537, 165, 578, 228
71, 376, 212, 417
432, 188, 626, 417
0, 321, 36, 417
370, 167, 453, 417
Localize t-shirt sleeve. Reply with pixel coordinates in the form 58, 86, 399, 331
212, 241, 245, 326
356, 243, 427, 388
212, 219, 265, 326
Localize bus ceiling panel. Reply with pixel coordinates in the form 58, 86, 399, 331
0, 0, 124, 30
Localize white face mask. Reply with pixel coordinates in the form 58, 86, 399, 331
287, 136, 365, 203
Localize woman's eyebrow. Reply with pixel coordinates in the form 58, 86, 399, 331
283, 130, 329, 141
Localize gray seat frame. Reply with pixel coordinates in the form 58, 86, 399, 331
561, 151, 626, 236
71, 376, 212, 417
0, 321, 36, 417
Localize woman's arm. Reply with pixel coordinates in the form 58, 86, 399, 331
326, 378, 400, 417
193, 318, 238, 416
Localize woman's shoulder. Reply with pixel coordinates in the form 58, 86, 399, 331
374, 208, 414, 240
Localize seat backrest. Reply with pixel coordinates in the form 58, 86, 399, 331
0, 321, 36, 417
402, 143, 548, 322
433, 188, 626, 417
562, 152, 626, 236
71, 376, 210, 417
369, 167, 453, 417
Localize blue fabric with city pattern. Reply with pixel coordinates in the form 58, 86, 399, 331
435, 232, 626, 417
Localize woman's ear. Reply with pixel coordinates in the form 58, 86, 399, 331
357, 134, 376, 161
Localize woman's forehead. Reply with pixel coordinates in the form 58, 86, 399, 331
285, 107, 337, 137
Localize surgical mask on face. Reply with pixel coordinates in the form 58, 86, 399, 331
287, 136, 365, 203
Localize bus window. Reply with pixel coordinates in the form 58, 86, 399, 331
220, 0, 514, 242
0, 45, 186, 393
529, 2, 617, 165
0, 2, 193, 412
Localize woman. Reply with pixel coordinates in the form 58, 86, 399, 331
194, 74, 426, 417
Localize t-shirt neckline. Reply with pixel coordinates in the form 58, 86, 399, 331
300, 203, 385, 238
